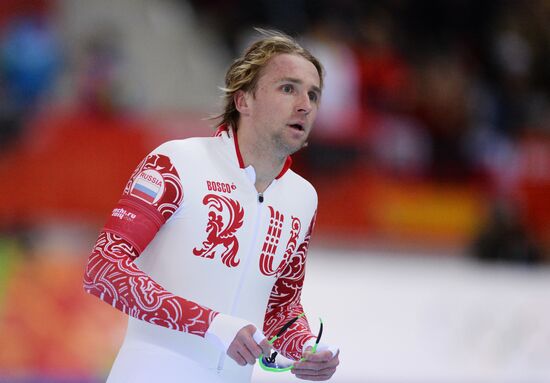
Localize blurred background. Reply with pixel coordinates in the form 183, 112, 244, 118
0, 0, 549, 382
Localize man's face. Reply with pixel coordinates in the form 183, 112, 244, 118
246, 53, 322, 157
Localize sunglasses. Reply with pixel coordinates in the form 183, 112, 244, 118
258, 313, 324, 372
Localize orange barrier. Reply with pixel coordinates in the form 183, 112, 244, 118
0, 111, 210, 227
313, 170, 489, 249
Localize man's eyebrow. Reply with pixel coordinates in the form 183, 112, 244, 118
280, 77, 322, 95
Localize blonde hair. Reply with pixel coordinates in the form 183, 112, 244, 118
217, 29, 324, 129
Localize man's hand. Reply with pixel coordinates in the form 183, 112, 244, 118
291, 347, 340, 381
227, 324, 271, 366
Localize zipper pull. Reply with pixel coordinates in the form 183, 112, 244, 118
258, 192, 264, 203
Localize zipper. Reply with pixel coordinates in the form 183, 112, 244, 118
216, 192, 265, 372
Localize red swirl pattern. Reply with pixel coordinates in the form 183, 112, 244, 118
84, 232, 216, 335
262, 212, 317, 361
84, 153, 216, 336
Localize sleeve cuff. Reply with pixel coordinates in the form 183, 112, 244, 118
204, 313, 253, 352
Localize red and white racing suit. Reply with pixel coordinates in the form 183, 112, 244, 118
83, 125, 318, 382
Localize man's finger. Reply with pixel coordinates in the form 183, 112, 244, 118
292, 363, 337, 379
294, 353, 339, 372
302, 349, 334, 362
243, 339, 262, 360
294, 362, 339, 374
293, 371, 334, 381
238, 346, 256, 365
252, 329, 271, 355
259, 339, 272, 356
243, 341, 260, 364
230, 349, 247, 366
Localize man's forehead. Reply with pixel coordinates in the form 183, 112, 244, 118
263, 53, 321, 88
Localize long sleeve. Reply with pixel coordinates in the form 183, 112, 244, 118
83, 152, 218, 336
262, 212, 317, 361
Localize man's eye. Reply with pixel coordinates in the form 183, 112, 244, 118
282, 84, 293, 93
308, 92, 319, 102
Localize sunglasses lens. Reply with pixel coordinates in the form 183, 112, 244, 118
261, 353, 294, 369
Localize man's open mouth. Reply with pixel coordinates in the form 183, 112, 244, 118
288, 123, 304, 131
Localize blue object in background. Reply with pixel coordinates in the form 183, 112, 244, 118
1, 15, 61, 111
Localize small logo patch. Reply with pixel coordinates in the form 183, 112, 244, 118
112, 208, 137, 221
206, 180, 236, 194
130, 169, 165, 204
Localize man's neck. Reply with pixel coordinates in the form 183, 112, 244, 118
235, 127, 286, 193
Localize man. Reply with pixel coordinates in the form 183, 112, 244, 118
83, 29, 340, 382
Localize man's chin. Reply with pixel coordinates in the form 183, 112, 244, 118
273, 133, 309, 156
286, 139, 308, 155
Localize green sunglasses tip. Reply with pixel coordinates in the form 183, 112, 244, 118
258, 315, 323, 373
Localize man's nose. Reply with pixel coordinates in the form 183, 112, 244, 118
296, 93, 312, 115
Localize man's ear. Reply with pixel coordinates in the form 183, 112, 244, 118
234, 90, 251, 116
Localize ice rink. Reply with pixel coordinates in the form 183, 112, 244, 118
253, 245, 550, 383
